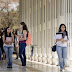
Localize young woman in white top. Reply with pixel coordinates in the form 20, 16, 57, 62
3, 27, 14, 68
15, 32, 19, 59
54, 24, 69, 71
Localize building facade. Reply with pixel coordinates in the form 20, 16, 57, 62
19, 0, 72, 66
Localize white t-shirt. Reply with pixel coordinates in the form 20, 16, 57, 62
15, 36, 19, 46
3, 37, 14, 47
54, 33, 69, 47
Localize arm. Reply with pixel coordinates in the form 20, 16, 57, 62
56, 39, 64, 42
19, 30, 27, 41
8, 34, 14, 44
16, 37, 19, 46
62, 35, 69, 43
12, 34, 14, 43
3, 35, 9, 44
64, 40, 68, 43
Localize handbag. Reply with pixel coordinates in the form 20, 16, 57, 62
52, 45, 56, 52
51, 43, 56, 52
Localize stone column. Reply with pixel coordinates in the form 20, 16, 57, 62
51, 0, 57, 65
19, 0, 22, 33
37, 0, 42, 62
40, 0, 47, 63
69, 0, 72, 66
34, 0, 38, 62
31, 0, 38, 61
28, 0, 31, 60
44, 0, 47, 63
66, 0, 71, 66
46, 0, 50, 64
25, 0, 30, 59
23, 0, 26, 22
29, 0, 35, 61
46, 0, 53, 64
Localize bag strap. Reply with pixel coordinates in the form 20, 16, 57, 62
55, 42, 57, 44
26, 32, 28, 40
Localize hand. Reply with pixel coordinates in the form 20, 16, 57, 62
5, 41, 13, 45
18, 35, 21, 37
16, 45, 19, 47
62, 41, 65, 43
5, 42, 9, 45
61, 39, 64, 42
62, 40, 68, 43
19, 38, 23, 41
9, 42, 12, 45
5, 42, 12, 45
19, 38, 21, 41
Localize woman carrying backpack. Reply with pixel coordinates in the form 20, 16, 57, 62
19, 22, 29, 66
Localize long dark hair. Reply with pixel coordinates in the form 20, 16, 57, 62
58, 24, 68, 39
21, 22, 29, 33
21, 22, 29, 37
20, 22, 26, 26
5, 27, 11, 40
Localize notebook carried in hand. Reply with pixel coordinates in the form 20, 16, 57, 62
6, 37, 12, 42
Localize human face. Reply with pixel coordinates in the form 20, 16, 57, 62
61, 25, 65, 32
20, 24, 23, 29
7, 28, 11, 33
15, 34, 17, 37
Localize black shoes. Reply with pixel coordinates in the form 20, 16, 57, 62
15, 57, 18, 60
7, 66, 12, 68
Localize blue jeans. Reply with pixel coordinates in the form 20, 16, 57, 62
4, 46, 14, 66
56, 45, 67, 69
0, 47, 2, 60
19, 43, 26, 66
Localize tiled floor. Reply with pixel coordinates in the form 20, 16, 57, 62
0, 58, 72, 72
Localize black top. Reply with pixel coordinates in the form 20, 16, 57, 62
0, 32, 3, 47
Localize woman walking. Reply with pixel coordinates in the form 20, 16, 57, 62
3, 27, 14, 68
54, 24, 69, 71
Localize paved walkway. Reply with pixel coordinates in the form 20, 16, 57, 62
0, 56, 72, 72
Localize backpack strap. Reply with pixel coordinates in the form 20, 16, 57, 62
26, 32, 28, 40
27, 33, 28, 38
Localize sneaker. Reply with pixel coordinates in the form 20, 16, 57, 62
62, 69, 65, 71
60, 69, 65, 72
60, 69, 63, 71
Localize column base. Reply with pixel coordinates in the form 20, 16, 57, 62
42, 57, 47, 64
38, 56, 42, 62
34, 55, 38, 62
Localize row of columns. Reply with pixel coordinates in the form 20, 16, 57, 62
19, 0, 72, 66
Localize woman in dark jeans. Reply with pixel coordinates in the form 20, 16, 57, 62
0, 29, 3, 60
19, 22, 28, 66
0, 29, 5, 60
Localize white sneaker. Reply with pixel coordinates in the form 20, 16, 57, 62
62, 69, 65, 72
60, 69, 65, 72
19, 66, 26, 69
